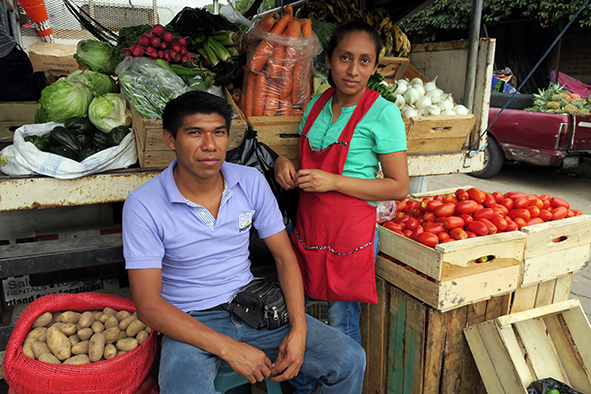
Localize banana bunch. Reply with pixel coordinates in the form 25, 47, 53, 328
297, 0, 411, 58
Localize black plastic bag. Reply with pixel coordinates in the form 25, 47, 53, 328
226, 125, 299, 229
527, 377, 584, 394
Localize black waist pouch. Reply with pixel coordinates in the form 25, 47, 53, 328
227, 279, 289, 330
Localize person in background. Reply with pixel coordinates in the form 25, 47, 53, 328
0, 23, 49, 101
122, 90, 366, 394
274, 20, 409, 393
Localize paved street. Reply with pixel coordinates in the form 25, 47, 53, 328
424, 158, 591, 320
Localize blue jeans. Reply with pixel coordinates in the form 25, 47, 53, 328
158, 310, 365, 393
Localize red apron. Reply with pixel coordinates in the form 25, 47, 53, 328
289, 87, 379, 304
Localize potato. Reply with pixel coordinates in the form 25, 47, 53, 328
60, 311, 81, 324
116, 350, 127, 357
104, 316, 118, 330
32, 312, 53, 328
116, 337, 138, 352
92, 310, 103, 320
89, 332, 105, 362
103, 307, 117, 316
78, 311, 95, 328
103, 326, 121, 344
25, 327, 47, 343
23, 340, 36, 359
103, 343, 117, 360
71, 340, 89, 355
58, 323, 77, 336
98, 313, 110, 324
47, 326, 71, 361
91, 321, 105, 333
116, 330, 127, 341
31, 341, 51, 359
126, 319, 146, 337
136, 330, 149, 345
38, 353, 61, 364
69, 334, 81, 346
63, 354, 91, 365
77, 327, 94, 341
119, 314, 137, 330
145, 326, 152, 334
115, 310, 131, 322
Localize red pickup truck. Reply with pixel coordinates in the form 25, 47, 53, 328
470, 92, 591, 178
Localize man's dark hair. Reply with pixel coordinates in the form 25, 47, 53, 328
162, 90, 234, 138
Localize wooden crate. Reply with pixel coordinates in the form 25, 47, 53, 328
246, 115, 301, 160
0, 101, 38, 146
378, 56, 410, 84
510, 274, 573, 314
129, 89, 247, 169
361, 276, 511, 394
464, 298, 591, 394
405, 114, 476, 153
520, 214, 591, 287
377, 226, 525, 311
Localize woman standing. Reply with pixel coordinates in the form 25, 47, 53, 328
274, 19, 409, 350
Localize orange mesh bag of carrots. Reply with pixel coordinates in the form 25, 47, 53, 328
241, 5, 321, 118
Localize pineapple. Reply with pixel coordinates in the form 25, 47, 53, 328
546, 101, 561, 110
564, 103, 579, 114
579, 108, 590, 115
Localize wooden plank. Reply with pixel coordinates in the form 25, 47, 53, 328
404, 293, 426, 394
388, 287, 407, 394
545, 314, 591, 393
406, 115, 476, 154
498, 299, 581, 328
514, 318, 567, 383
534, 279, 557, 307
0, 101, 39, 122
407, 151, 485, 177
553, 274, 574, 302
440, 305, 468, 393
464, 325, 507, 394
461, 300, 487, 394
363, 276, 389, 394
422, 308, 446, 394
496, 325, 536, 387
521, 244, 590, 286
510, 285, 538, 313
521, 214, 591, 259
560, 306, 591, 377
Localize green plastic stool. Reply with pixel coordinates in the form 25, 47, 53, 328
213, 361, 283, 394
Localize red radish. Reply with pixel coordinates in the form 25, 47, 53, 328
158, 50, 164, 58
177, 37, 187, 47
124, 49, 132, 57
139, 34, 150, 46
163, 32, 174, 44
180, 47, 187, 56
186, 52, 195, 60
152, 24, 165, 37
172, 53, 181, 63
132, 45, 144, 57
181, 55, 188, 62
160, 42, 168, 50
151, 37, 160, 48
149, 52, 158, 59
171, 42, 181, 53
146, 46, 156, 54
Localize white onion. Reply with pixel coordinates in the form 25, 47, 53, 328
442, 109, 456, 115
403, 87, 419, 105
413, 84, 426, 98
453, 104, 469, 115
436, 88, 445, 96
440, 93, 454, 104
394, 95, 405, 110
425, 89, 442, 104
410, 77, 424, 86
415, 96, 432, 109
402, 106, 419, 118
438, 99, 454, 112
392, 79, 409, 95
424, 105, 442, 116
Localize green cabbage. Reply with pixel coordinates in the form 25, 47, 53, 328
39, 79, 94, 122
88, 93, 131, 133
74, 40, 116, 75
66, 69, 118, 96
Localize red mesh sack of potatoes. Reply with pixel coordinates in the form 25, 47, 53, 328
3, 292, 158, 394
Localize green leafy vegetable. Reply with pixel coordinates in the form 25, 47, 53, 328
66, 69, 118, 96
74, 40, 117, 75
88, 93, 131, 133
39, 79, 94, 122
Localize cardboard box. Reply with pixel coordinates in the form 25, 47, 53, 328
28, 42, 79, 76
464, 298, 591, 394
0, 101, 39, 144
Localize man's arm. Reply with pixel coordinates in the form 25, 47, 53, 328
262, 230, 308, 381
128, 268, 274, 383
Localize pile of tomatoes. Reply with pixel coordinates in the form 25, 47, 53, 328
379, 187, 583, 248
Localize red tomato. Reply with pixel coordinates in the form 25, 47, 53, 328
479, 218, 498, 234
525, 217, 544, 226
382, 221, 402, 233
527, 193, 539, 200
483, 193, 497, 208
539, 193, 551, 200
572, 209, 583, 216
492, 206, 507, 218
456, 200, 479, 215
396, 200, 407, 212
527, 205, 540, 218
567, 209, 576, 218
505, 219, 518, 231
542, 199, 552, 210
550, 197, 570, 209
489, 216, 508, 232
538, 209, 553, 222
449, 227, 468, 240
403, 229, 413, 238
395, 215, 410, 225
435, 216, 448, 223
455, 188, 470, 201
465, 230, 478, 238
528, 198, 544, 209
416, 232, 439, 248
434, 203, 456, 217
411, 207, 423, 217
423, 211, 437, 222
474, 208, 495, 221
513, 197, 529, 209
513, 217, 528, 229
423, 220, 435, 228
419, 198, 431, 211
467, 220, 489, 236
459, 213, 473, 225
411, 226, 424, 239
468, 188, 486, 203
438, 232, 450, 242
444, 216, 465, 229
393, 211, 406, 221
492, 191, 504, 203
442, 194, 459, 204
426, 200, 443, 212
433, 194, 443, 202
406, 218, 421, 231
551, 206, 568, 220
500, 198, 514, 210
424, 222, 447, 234
508, 208, 531, 222
505, 191, 528, 200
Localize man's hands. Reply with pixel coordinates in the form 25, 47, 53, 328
269, 328, 306, 382
275, 156, 338, 193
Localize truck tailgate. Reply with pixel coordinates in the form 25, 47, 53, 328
571, 114, 591, 152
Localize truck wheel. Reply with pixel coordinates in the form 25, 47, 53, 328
470, 135, 505, 179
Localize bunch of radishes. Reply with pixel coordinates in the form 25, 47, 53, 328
123, 24, 195, 65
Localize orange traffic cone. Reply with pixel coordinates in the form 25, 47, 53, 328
18, 0, 54, 42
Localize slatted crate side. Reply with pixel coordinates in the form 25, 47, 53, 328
405, 114, 476, 154
510, 274, 573, 314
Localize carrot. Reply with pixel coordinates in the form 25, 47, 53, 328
284, 4, 293, 19
278, 97, 293, 116
267, 44, 285, 80
301, 65, 312, 111
254, 72, 269, 117
258, 12, 279, 33
244, 70, 256, 118
249, 40, 274, 73
291, 61, 305, 104
269, 9, 292, 35
264, 79, 280, 116
300, 18, 313, 38
277, 19, 302, 96
292, 108, 303, 115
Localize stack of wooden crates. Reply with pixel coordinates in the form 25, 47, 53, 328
361, 187, 591, 394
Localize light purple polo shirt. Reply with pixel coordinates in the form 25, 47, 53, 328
122, 160, 285, 312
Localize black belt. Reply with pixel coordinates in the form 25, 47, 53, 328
200, 304, 228, 312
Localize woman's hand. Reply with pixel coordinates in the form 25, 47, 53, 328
295, 169, 338, 193
275, 156, 298, 190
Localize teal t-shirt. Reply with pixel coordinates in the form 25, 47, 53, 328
299, 93, 407, 205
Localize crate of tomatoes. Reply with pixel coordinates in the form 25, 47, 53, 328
376, 186, 590, 311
